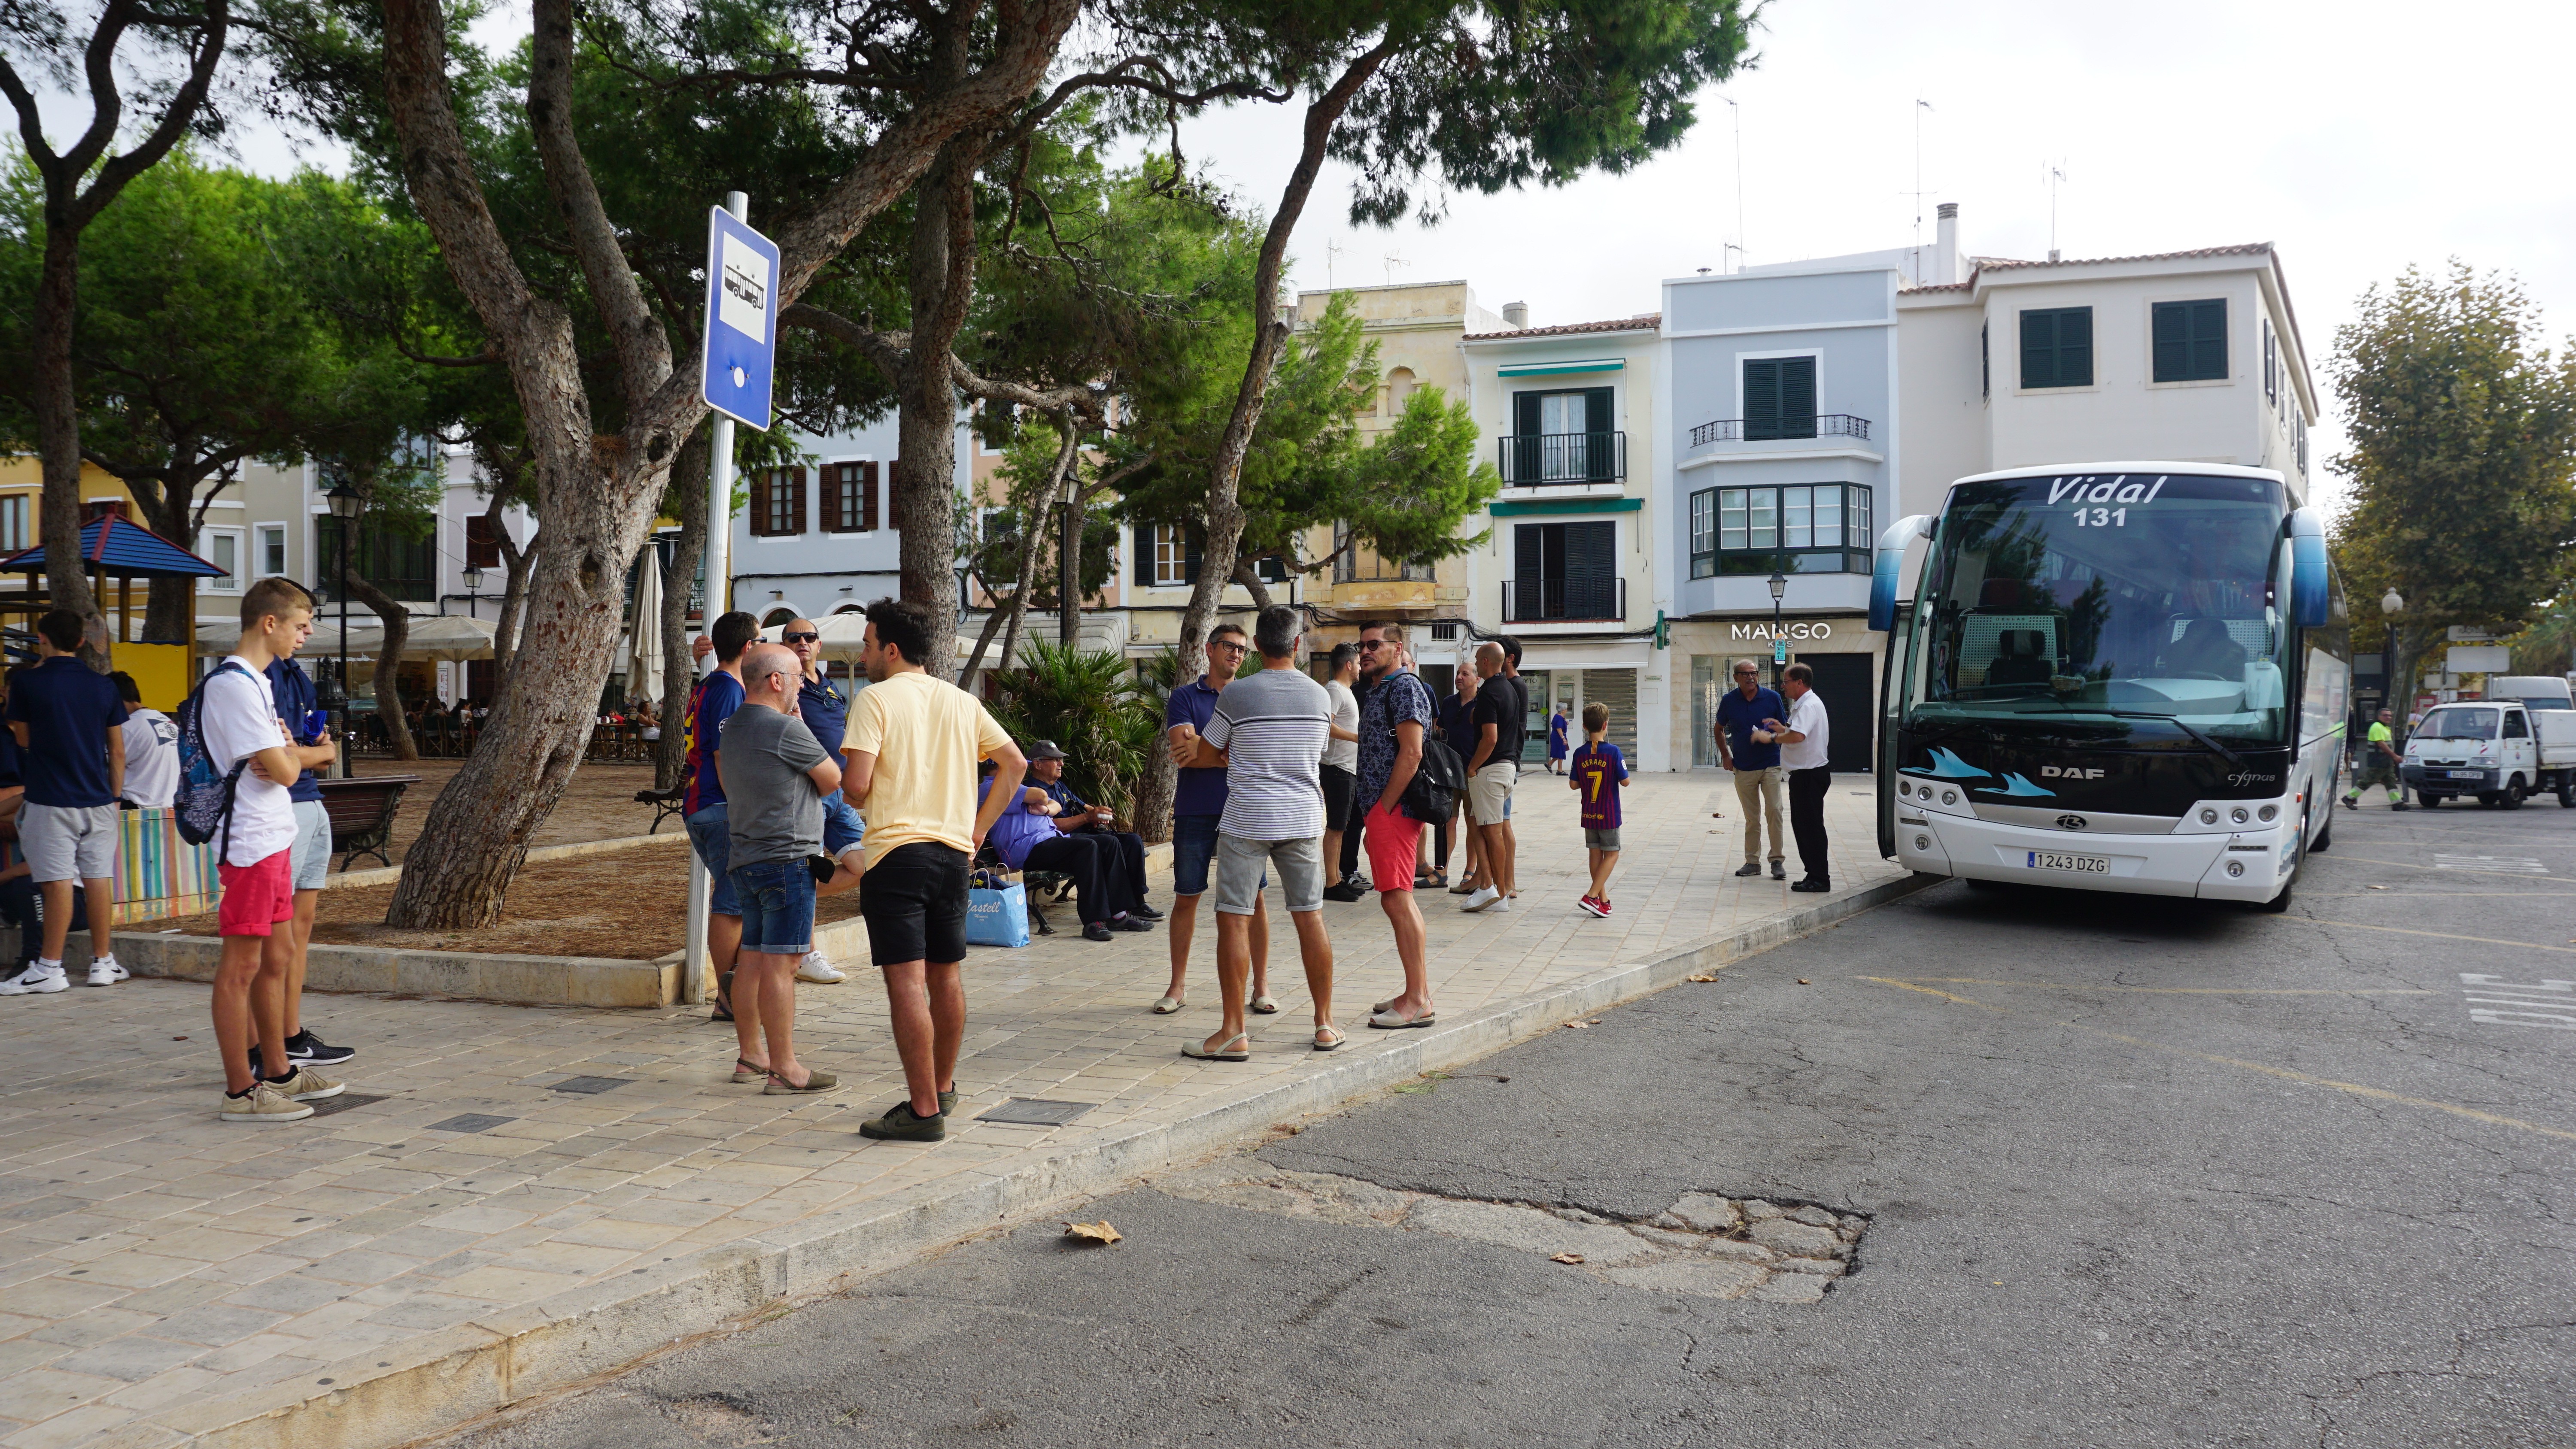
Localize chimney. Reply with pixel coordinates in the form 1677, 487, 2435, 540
1934, 202, 1959, 284
1502, 301, 1530, 329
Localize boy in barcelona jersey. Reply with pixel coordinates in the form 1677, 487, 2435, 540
1568, 702, 1629, 918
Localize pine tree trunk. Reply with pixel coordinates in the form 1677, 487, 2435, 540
341, 570, 419, 761
32, 223, 100, 643
896, 136, 982, 680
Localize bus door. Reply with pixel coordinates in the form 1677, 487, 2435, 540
1876, 599, 1913, 858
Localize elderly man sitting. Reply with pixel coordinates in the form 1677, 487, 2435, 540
978, 741, 1156, 943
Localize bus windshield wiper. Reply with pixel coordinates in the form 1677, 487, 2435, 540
2101, 710, 2242, 767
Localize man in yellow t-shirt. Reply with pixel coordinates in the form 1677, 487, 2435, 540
841, 599, 1026, 1143
2340, 708, 2406, 810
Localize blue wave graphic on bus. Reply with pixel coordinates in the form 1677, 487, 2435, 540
1902, 747, 1994, 781
1975, 772, 2058, 798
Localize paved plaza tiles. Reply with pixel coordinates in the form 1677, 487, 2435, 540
0, 774, 1905, 1448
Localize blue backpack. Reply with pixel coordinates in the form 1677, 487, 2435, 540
172, 661, 259, 849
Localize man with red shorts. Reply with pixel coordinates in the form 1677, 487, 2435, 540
201, 579, 345, 1122
1354, 623, 1440, 1029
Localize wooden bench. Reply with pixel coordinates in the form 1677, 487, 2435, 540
315, 774, 422, 872
635, 785, 688, 834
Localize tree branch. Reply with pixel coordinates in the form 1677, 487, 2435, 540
527, 0, 668, 415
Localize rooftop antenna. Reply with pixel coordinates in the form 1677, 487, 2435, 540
1324, 236, 1344, 290
1382, 249, 1408, 285
1910, 99, 1935, 281
2044, 160, 2069, 261
1723, 95, 1746, 270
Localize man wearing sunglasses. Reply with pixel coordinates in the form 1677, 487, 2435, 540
780, 619, 863, 984
1153, 623, 1273, 1019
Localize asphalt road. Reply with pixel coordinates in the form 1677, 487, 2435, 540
447, 795, 2576, 1449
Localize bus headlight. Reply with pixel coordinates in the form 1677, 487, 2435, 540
2199, 808, 2218, 824
1898, 781, 1913, 797
2226, 861, 2245, 877
2230, 807, 2249, 825
2257, 804, 2278, 822
1941, 790, 1959, 806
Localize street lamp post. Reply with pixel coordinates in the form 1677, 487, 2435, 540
2381, 588, 2406, 712
324, 482, 362, 776
1767, 569, 1788, 684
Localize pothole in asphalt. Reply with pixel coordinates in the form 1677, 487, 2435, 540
1152, 1163, 1866, 1303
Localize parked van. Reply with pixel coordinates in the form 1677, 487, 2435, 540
2402, 700, 2576, 807
2490, 675, 2574, 710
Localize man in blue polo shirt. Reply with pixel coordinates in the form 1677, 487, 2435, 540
3, 610, 123, 993
782, 617, 858, 984
1713, 657, 1786, 879
268, 641, 355, 1064
1153, 624, 1270, 1018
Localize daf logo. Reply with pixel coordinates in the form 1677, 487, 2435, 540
2040, 766, 2106, 779
2056, 814, 2089, 831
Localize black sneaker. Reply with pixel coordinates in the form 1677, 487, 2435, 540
1770, 862, 1787, 880
1128, 903, 1165, 921
1110, 915, 1153, 932
859, 1102, 947, 1142
1733, 863, 1763, 878
1321, 882, 1367, 903
1790, 878, 1831, 894
1083, 922, 1115, 942
285, 1031, 356, 1067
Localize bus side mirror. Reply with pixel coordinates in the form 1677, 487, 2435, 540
2287, 508, 2330, 629
1869, 515, 1933, 633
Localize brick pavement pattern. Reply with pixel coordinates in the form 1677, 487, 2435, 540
0, 775, 1896, 1448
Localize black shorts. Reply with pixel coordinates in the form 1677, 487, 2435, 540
1321, 764, 1356, 827
858, 841, 971, 967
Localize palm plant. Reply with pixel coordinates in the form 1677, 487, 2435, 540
984, 641, 1162, 823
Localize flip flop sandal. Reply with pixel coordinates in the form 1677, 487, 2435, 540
732, 1057, 768, 1083
1367, 1008, 1436, 1030
1312, 1025, 1349, 1053
1250, 995, 1282, 1015
1448, 881, 1479, 895
763, 1070, 841, 1096
1181, 1033, 1252, 1061
1150, 996, 1185, 1015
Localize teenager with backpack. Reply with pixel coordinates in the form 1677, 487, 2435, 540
193, 579, 345, 1122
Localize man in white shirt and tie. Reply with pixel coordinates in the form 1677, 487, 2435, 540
1752, 661, 1832, 894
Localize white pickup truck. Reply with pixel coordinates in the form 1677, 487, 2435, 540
2402, 700, 2576, 808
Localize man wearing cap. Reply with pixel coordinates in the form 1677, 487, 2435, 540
982, 740, 1154, 942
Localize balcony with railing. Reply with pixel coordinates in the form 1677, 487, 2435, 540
1501, 576, 1625, 624
1496, 430, 1627, 486
1688, 413, 1873, 448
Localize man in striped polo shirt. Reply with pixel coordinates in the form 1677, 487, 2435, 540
1188, 604, 1342, 1059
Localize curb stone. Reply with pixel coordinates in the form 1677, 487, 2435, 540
143, 869, 1935, 1449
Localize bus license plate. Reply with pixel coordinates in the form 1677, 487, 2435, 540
2025, 850, 2109, 874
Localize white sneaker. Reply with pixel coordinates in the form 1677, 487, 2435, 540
1461, 886, 1503, 913
796, 952, 847, 984
0, 964, 68, 995
87, 958, 129, 987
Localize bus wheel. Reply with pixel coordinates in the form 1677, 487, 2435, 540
2502, 779, 2527, 810
2310, 813, 2333, 852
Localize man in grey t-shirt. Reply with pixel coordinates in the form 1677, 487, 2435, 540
1188, 604, 1340, 1060
717, 644, 843, 1095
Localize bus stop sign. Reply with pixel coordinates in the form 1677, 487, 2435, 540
700, 207, 779, 430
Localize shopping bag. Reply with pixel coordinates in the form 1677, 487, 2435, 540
966, 873, 1032, 948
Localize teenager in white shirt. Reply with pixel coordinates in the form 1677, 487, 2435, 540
203, 579, 344, 1122
113, 672, 179, 809
1753, 661, 1834, 894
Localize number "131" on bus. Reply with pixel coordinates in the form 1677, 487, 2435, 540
2072, 506, 2126, 527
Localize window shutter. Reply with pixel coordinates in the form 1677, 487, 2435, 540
1981, 323, 1990, 399
790, 468, 807, 535
860, 462, 880, 531
2192, 299, 2225, 380
1744, 359, 1780, 438
1184, 527, 1203, 585
2152, 302, 2185, 381
2060, 307, 2093, 385
2019, 311, 2050, 389
1515, 522, 1544, 581
1134, 525, 1154, 588
1780, 358, 1817, 436
1513, 391, 1540, 436
1566, 521, 1615, 579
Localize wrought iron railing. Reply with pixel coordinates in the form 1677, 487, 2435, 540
1687, 413, 1872, 447
1496, 431, 1626, 485
1502, 576, 1625, 623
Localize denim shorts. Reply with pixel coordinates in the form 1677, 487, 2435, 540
822, 794, 864, 860
729, 858, 816, 955
685, 804, 739, 915
290, 799, 333, 891
1170, 813, 1265, 898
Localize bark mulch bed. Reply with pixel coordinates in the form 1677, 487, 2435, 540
162, 836, 866, 961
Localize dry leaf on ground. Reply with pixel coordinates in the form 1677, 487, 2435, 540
1551, 1252, 1585, 1264
1686, 973, 1719, 983
1562, 1020, 1591, 1029
1063, 1220, 1122, 1245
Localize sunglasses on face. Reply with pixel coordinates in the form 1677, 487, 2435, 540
1209, 641, 1248, 654
1358, 639, 1385, 650
782, 631, 820, 644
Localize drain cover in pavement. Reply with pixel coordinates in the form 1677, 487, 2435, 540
975, 1098, 1096, 1126
306, 1092, 388, 1119
549, 1076, 635, 1094
425, 1113, 517, 1133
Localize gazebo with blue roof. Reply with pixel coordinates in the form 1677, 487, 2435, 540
2, 513, 228, 666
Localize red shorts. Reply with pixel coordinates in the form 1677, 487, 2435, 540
1362, 802, 1422, 893
217, 851, 297, 937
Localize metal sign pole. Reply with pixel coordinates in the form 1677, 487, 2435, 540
683, 189, 753, 1007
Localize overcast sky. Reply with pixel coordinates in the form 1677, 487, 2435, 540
204, 0, 2574, 515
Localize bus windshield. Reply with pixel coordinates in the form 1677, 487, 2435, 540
1908, 472, 2293, 746
2413, 706, 2498, 740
